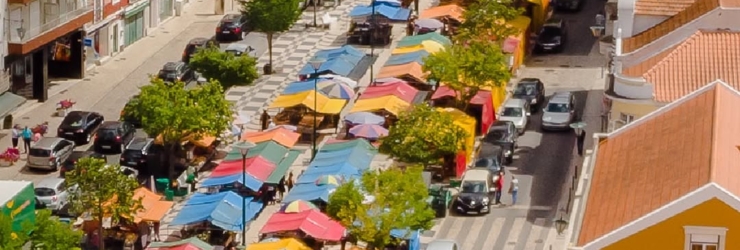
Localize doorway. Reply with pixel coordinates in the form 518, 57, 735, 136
113, 24, 119, 53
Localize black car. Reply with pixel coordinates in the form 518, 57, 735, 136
215, 14, 250, 41
158, 62, 195, 83
57, 111, 104, 145
120, 95, 141, 127
182, 37, 220, 64
60, 151, 106, 177
475, 143, 505, 175
535, 19, 567, 53
483, 121, 518, 164
512, 78, 546, 111
93, 121, 135, 153
120, 138, 155, 173
453, 169, 495, 215
553, 0, 584, 11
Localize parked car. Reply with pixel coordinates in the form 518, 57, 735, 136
35, 177, 75, 211
27, 137, 75, 171
61, 151, 107, 177
553, 0, 584, 11
512, 78, 546, 111
475, 142, 505, 178
57, 111, 104, 145
158, 61, 195, 83
224, 43, 255, 57
483, 121, 518, 164
93, 121, 136, 153
120, 138, 156, 173
426, 239, 460, 250
215, 14, 250, 41
182, 37, 220, 64
497, 98, 531, 135
541, 91, 577, 131
452, 169, 495, 215
120, 95, 141, 127
535, 19, 567, 53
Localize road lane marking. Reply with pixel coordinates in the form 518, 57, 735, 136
524, 218, 547, 250
462, 216, 487, 250
502, 217, 526, 250
441, 216, 466, 239
481, 217, 506, 249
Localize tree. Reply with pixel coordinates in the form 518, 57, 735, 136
127, 78, 232, 180
456, 0, 523, 42
379, 104, 467, 166
30, 210, 83, 250
423, 41, 512, 110
241, 0, 302, 70
189, 47, 259, 90
66, 157, 141, 250
0, 214, 29, 250
327, 166, 434, 250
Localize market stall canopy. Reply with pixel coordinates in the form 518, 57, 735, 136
283, 79, 353, 97
199, 172, 263, 190
224, 141, 290, 164
432, 85, 495, 132
319, 74, 358, 88
296, 163, 363, 185
349, 124, 389, 139
147, 237, 214, 250
299, 46, 365, 76
266, 150, 301, 184
268, 90, 347, 115
154, 133, 216, 147
390, 229, 421, 250
261, 210, 347, 241
320, 138, 375, 152
210, 155, 276, 178
242, 127, 301, 148
419, 4, 465, 22
361, 81, 420, 103
169, 192, 263, 232
385, 50, 429, 66
396, 33, 452, 48
392, 40, 445, 54
132, 188, 174, 223
312, 146, 377, 169
350, 95, 411, 116
344, 112, 385, 125
282, 183, 337, 203
349, 1, 411, 21
377, 62, 427, 84
246, 238, 311, 250
374, 77, 407, 84
281, 200, 318, 213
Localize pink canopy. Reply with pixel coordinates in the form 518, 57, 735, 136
210, 156, 276, 181
261, 210, 346, 241
431, 86, 496, 133
361, 82, 419, 104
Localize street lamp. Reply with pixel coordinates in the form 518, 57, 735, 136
368, 0, 376, 85
554, 215, 569, 235
313, 0, 318, 27
308, 58, 325, 161
233, 140, 256, 246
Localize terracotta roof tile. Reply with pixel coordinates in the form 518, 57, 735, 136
621, 44, 679, 77
634, 0, 696, 16
623, 0, 720, 53
645, 30, 740, 102
577, 82, 740, 246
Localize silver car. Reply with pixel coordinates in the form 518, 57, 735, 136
497, 98, 530, 134
35, 177, 75, 211
540, 91, 576, 131
27, 137, 75, 170
427, 239, 460, 250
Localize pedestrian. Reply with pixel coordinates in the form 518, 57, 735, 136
277, 177, 286, 201
495, 171, 504, 205
509, 175, 519, 205
10, 125, 20, 149
260, 110, 271, 131
21, 126, 32, 154
287, 172, 294, 192
576, 129, 586, 156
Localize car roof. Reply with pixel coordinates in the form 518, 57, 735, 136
463, 169, 490, 181
163, 62, 183, 71
518, 78, 540, 85
549, 91, 573, 103
36, 177, 65, 189
127, 137, 153, 150
503, 98, 527, 107
33, 137, 66, 149
427, 239, 459, 250
100, 121, 123, 129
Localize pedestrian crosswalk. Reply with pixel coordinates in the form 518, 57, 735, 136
430, 215, 554, 250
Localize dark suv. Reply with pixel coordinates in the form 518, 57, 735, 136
61, 151, 106, 177
120, 138, 155, 173
93, 121, 135, 153
57, 111, 104, 145
512, 78, 546, 112
158, 62, 195, 83
182, 37, 219, 64
535, 19, 567, 53
483, 121, 518, 164
216, 14, 250, 41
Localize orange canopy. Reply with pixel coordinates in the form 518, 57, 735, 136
377, 62, 427, 83
242, 127, 300, 148
154, 133, 216, 147
420, 4, 465, 22
132, 188, 174, 223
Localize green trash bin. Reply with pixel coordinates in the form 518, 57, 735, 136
449, 179, 462, 188
156, 178, 170, 193
165, 189, 175, 201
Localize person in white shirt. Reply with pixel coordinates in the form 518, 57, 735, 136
509, 176, 520, 205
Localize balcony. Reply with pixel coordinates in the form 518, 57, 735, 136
8, 0, 94, 55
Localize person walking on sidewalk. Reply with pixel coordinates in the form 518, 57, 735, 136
495, 171, 504, 205
21, 126, 33, 153
509, 175, 519, 205
287, 172, 295, 192
10, 125, 20, 149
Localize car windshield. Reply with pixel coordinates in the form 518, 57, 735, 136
97, 129, 118, 139
461, 181, 487, 193
514, 84, 536, 96
502, 107, 523, 117
34, 188, 56, 196
62, 113, 85, 127
541, 27, 562, 38
483, 129, 507, 142
546, 103, 570, 113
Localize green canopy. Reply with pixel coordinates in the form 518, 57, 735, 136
397, 33, 452, 48
224, 141, 289, 164
320, 139, 376, 153
147, 237, 214, 250
266, 149, 302, 184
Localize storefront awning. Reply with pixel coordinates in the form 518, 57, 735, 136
268, 90, 347, 115
350, 95, 411, 116
0, 92, 25, 118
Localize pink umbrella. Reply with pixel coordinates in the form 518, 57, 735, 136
349, 124, 389, 139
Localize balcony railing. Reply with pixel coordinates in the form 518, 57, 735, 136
9, 2, 93, 43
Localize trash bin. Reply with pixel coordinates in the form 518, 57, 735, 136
449, 178, 462, 188
263, 64, 272, 75
155, 178, 170, 193
165, 189, 175, 201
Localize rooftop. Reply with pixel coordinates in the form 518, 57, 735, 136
634, 0, 696, 16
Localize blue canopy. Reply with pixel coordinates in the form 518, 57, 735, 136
314, 45, 365, 60
282, 80, 319, 95
349, 2, 411, 21
386, 51, 429, 66
282, 184, 336, 203
299, 46, 365, 76
391, 229, 421, 250
169, 192, 264, 231
310, 147, 375, 170
295, 163, 363, 184
199, 173, 263, 191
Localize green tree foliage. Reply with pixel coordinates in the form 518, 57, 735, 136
457, 0, 523, 42
0, 213, 30, 250
30, 210, 83, 250
379, 105, 467, 165
66, 157, 141, 250
241, 0, 301, 67
189, 47, 259, 90
327, 166, 434, 249
423, 41, 512, 110
127, 78, 232, 179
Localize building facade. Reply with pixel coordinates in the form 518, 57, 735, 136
83, 0, 127, 68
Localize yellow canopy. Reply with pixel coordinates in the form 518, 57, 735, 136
392, 40, 445, 54
246, 238, 311, 250
350, 95, 411, 116
437, 107, 476, 161
154, 133, 216, 147
268, 90, 347, 114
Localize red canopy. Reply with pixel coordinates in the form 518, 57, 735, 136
260, 210, 346, 241
361, 82, 419, 104
431, 86, 495, 133
210, 156, 276, 181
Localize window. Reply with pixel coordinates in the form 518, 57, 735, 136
684, 226, 727, 250
619, 112, 635, 124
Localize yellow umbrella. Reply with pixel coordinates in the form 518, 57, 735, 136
392, 40, 445, 54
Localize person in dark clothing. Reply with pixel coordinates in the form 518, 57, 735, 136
260, 110, 271, 131
277, 177, 286, 201
287, 172, 294, 192
576, 130, 587, 156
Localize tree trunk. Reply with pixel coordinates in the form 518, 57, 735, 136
97, 208, 105, 250
414, 0, 419, 15
267, 33, 274, 67
168, 143, 178, 184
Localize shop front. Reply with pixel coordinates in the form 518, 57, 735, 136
159, 0, 174, 22
85, 15, 124, 68
124, 1, 149, 46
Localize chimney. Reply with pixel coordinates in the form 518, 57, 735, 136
615, 28, 623, 56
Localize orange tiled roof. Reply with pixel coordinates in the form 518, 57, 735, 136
645, 30, 740, 102
634, 0, 696, 16
577, 82, 740, 246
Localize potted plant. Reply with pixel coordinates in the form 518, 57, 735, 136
0, 148, 20, 167
56, 99, 76, 117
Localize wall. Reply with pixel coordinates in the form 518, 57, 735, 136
616, 0, 635, 37
609, 100, 658, 124
106, 19, 123, 53
631, 14, 667, 35
103, 0, 128, 18
612, 72, 653, 99
603, 198, 740, 250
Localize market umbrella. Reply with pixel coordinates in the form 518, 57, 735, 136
344, 112, 385, 125
320, 74, 358, 88
316, 175, 342, 186
349, 124, 389, 139
318, 81, 355, 99
280, 200, 318, 213
415, 18, 444, 29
